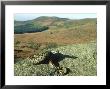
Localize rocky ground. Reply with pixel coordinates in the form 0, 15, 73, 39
14, 41, 97, 76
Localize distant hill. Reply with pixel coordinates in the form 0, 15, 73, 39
14, 16, 96, 34
14, 16, 97, 61
14, 22, 48, 34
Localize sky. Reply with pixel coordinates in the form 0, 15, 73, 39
14, 13, 96, 21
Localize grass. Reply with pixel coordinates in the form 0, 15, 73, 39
27, 41, 41, 50
14, 41, 96, 76
14, 17, 97, 76
45, 42, 58, 49
14, 21, 96, 45
57, 41, 97, 76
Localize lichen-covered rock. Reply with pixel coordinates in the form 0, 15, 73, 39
26, 49, 51, 64
54, 66, 67, 76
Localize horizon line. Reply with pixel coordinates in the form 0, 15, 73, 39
14, 16, 97, 21
14, 13, 96, 21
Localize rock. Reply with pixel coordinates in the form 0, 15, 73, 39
54, 66, 67, 76
27, 50, 51, 64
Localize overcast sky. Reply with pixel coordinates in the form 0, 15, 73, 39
14, 13, 96, 21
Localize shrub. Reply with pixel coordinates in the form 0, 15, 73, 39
14, 40, 21, 47
45, 42, 58, 49
27, 42, 41, 50
15, 40, 20, 45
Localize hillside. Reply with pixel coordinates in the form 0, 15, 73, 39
15, 41, 97, 76
14, 16, 96, 34
14, 16, 97, 76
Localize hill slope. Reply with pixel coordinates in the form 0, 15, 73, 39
14, 16, 96, 34
14, 16, 97, 76
14, 42, 96, 76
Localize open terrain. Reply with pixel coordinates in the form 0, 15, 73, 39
14, 16, 97, 76
15, 41, 96, 76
